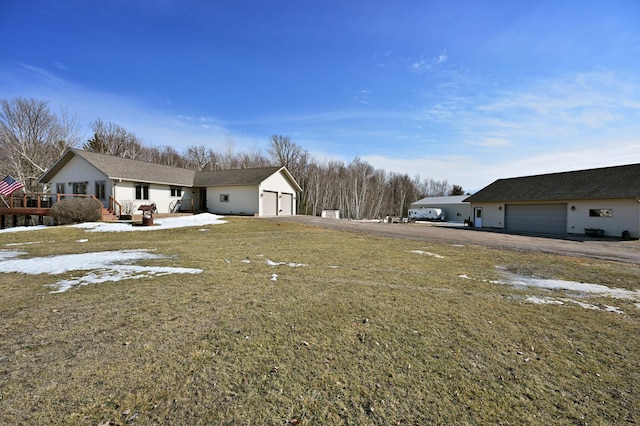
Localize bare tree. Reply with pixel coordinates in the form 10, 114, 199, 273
0, 97, 81, 192
268, 135, 309, 177
184, 145, 210, 171
156, 146, 184, 167
84, 119, 144, 159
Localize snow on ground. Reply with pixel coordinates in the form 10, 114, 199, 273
410, 250, 445, 259
0, 213, 226, 235
491, 268, 640, 314
526, 296, 626, 314
0, 214, 228, 293
0, 225, 48, 233
72, 213, 226, 232
266, 259, 307, 267
0, 249, 202, 293
506, 274, 640, 301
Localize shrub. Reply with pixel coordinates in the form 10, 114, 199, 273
50, 197, 102, 225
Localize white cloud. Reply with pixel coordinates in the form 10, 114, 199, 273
363, 137, 640, 192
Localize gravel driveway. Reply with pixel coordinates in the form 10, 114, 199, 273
268, 216, 640, 264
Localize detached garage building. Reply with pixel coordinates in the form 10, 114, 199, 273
464, 163, 640, 239
409, 195, 471, 223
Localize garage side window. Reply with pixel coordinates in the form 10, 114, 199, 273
220, 194, 229, 202
589, 208, 613, 218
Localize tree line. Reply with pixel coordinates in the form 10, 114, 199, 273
1, 97, 464, 219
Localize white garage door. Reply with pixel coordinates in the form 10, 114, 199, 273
505, 204, 567, 234
280, 193, 293, 215
263, 191, 278, 216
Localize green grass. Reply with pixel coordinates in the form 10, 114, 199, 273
1, 218, 639, 425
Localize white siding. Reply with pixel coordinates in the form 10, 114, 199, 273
567, 199, 640, 239
259, 170, 298, 215
112, 181, 177, 214
470, 199, 639, 238
49, 156, 111, 207
468, 202, 505, 228
207, 185, 259, 215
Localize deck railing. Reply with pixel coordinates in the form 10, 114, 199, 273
109, 195, 122, 216
1, 193, 104, 209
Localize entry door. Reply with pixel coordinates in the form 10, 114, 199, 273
199, 188, 207, 212
474, 208, 483, 227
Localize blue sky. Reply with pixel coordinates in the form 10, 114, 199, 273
1, 1, 639, 191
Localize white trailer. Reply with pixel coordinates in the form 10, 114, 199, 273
408, 207, 446, 221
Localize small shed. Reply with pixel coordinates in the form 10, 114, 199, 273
321, 209, 340, 219
410, 195, 471, 223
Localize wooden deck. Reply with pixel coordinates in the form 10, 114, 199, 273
0, 193, 119, 229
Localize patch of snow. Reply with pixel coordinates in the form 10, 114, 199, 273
76, 239, 88, 243
458, 274, 472, 280
270, 273, 278, 281
410, 250, 445, 259
0, 250, 25, 261
0, 225, 48, 234
507, 274, 640, 301
526, 296, 564, 305
73, 213, 226, 232
0, 249, 202, 293
525, 296, 625, 313
266, 259, 307, 267
4, 241, 43, 246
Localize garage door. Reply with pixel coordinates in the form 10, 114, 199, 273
280, 193, 293, 215
263, 191, 278, 216
505, 204, 567, 234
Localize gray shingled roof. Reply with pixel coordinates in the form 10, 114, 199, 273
194, 167, 283, 187
464, 163, 640, 202
40, 149, 196, 186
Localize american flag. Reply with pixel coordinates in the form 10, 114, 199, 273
0, 175, 25, 196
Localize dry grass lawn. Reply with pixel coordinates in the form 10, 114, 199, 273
1, 217, 638, 425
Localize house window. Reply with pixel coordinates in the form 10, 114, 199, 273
55, 183, 65, 195
95, 181, 106, 200
220, 194, 229, 202
72, 182, 87, 195
135, 184, 149, 200
170, 187, 182, 197
589, 208, 613, 218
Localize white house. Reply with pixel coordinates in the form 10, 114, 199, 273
39, 149, 302, 217
464, 163, 640, 239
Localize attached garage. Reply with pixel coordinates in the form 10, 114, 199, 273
263, 191, 278, 215
505, 204, 567, 234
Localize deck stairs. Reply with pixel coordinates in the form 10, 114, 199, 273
101, 208, 119, 221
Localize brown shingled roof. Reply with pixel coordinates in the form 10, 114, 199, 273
464, 163, 640, 202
